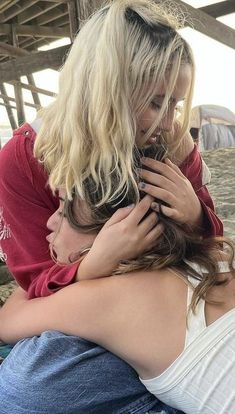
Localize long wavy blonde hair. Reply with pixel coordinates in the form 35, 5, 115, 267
34, 0, 195, 205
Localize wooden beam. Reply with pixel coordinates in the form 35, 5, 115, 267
0, 44, 70, 82
200, 1, 235, 18
0, 23, 70, 38
0, 0, 39, 23
68, 1, 79, 41
18, 4, 67, 25
0, 41, 29, 57
0, 23, 10, 35
0, 101, 16, 110
31, 5, 68, 25
18, 36, 56, 50
9, 81, 55, 98
0, 1, 19, 14
26, 74, 41, 107
50, 15, 70, 27
0, 92, 40, 109
12, 27, 26, 126
0, 83, 17, 130
174, 0, 235, 50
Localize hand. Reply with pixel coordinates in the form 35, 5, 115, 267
76, 195, 164, 281
138, 157, 203, 229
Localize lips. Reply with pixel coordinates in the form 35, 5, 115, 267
142, 130, 161, 145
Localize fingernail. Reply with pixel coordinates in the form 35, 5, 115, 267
151, 202, 159, 211
126, 204, 135, 208
140, 157, 146, 163
139, 182, 146, 189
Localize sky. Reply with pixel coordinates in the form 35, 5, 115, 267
0, 0, 235, 128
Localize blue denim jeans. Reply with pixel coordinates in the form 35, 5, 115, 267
0, 331, 184, 414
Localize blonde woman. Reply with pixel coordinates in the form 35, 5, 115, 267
0, 0, 222, 300
0, 156, 234, 413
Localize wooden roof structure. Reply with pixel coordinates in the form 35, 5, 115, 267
0, 0, 235, 129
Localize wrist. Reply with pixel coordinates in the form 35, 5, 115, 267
76, 255, 118, 281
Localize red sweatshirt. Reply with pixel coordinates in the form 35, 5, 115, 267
0, 123, 223, 299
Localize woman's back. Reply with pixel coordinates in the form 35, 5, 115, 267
54, 260, 234, 374
56, 261, 235, 413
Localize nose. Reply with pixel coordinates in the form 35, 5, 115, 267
159, 109, 175, 132
47, 210, 59, 232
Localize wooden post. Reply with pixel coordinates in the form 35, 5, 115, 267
26, 74, 41, 108
68, 0, 79, 41
0, 83, 17, 130
12, 25, 25, 126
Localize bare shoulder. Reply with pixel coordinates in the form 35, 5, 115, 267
88, 267, 188, 310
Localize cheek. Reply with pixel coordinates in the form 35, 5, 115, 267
138, 109, 157, 131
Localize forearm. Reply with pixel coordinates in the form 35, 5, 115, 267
0, 287, 57, 343
76, 254, 117, 281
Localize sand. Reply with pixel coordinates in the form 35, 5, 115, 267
202, 147, 235, 242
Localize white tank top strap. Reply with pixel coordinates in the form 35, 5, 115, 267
30, 118, 42, 134
185, 278, 206, 348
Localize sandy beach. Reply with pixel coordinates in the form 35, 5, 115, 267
202, 147, 235, 241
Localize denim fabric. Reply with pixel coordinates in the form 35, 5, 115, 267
0, 331, 184, 414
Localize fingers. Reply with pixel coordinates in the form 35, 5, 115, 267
138, 168, 175, 193
126, 195, 154, 225
103, 204, 135, 228
140, 157, 185, 181
144, 222, 164, 247
164, 158, 185, 178
138, 182, 176, 206
151, 202, 179, 220
138, 211, 158, 235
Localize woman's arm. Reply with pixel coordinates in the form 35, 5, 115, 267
0, 276, 137, 348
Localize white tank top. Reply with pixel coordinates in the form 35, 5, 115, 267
140, 261, 235, 414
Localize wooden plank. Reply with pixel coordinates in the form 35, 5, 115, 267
12, 27, 26, 127
0, 41, 29, 57
0, 101, 16, 110
200, 1, 235, 18
10, 81, 55, 97
0, 44, 70, 82
0, 23, 70, 38
0, 23, 10, 35
68, 0, 79, 41
0, 92, 40, 109
26, 74, 41, 107
173, 0, 235, 50
0, 0, 39, 23
0, 1, 19, 14
19, 4, 67, 25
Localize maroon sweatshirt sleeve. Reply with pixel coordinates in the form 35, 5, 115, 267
179, 145, 223, 238
0, 124, 78, 298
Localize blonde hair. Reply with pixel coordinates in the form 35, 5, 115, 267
34, 0, 195, 205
